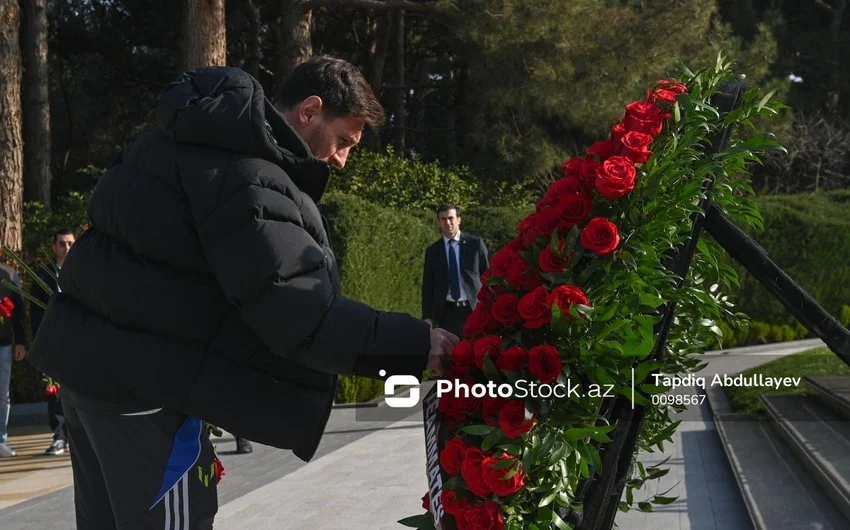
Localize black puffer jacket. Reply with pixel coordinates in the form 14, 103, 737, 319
28, 67, 431, 461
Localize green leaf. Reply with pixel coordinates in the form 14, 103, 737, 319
538, 491, 558, 508
548, 441, 569, 466
638, 501, 654, 513
552, 512, 572, 530
397, 513, 435, 528
652, 495, 678, 505
757, 88, 779, 111
462, 424, 495, 437
482, 352, 502, 381
490, 457, 517, 470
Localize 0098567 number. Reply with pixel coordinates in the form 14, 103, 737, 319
651, 393, 706, 406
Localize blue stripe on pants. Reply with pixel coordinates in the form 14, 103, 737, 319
150, 416, 203, 509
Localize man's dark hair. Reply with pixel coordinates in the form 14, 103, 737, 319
276, 56, 386, 128
437, 203, 461, 217
53, 229, 74, 243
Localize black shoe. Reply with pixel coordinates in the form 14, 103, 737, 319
235, 438, 253, 454
45, 439, 67, 456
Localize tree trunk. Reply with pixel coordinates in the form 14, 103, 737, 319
182, 0, 227, 71
389, 9, 406, 151
0, 2, 24, 251
274, 0, 313, 93
242, 0, 261, 79
21, 0, 51, 209
366, 12, 392, 91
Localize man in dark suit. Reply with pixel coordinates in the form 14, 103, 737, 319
30, 228, 75, 455
422, 203, 489, 337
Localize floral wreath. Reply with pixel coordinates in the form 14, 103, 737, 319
402, 56, 783, 530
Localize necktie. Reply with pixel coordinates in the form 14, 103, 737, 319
449, 240, 461, 301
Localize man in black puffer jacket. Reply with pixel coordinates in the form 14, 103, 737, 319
28, 57, 458, 529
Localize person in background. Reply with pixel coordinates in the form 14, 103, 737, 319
31, 229, 76, 456
0, 254, 28, 458
421, 203, 489, 337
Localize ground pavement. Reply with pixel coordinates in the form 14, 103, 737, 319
0, 339, 824, 529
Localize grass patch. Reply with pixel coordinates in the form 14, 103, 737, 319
724, 347, 850, 415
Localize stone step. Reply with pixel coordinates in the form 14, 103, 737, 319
805, 375, 850, 421
762, 394, 850, 522
713, 411, 848, 529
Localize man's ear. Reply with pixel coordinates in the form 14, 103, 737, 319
297, 95, 324, 126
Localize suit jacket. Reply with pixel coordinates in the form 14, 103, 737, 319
422, 233, 489, 325
30, 264, 59, 337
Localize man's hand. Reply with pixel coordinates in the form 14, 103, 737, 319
427, 328, 459, 376
14, 345, 27, 361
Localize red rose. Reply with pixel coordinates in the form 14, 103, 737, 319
461, 447, 494, 497
497, 346, 528, 373
442, 489, 471, 517
456, 501, 504, 530
624, 101, 665, 136
507, 236, 529, 252
520, 269, 543, 293
620, 131, 653, 164
577, 159, 601, 192
474, 335, 502, 371
214, 457, 225, 483
507, 262, 542, 293
587, 139, 617, 161
547, 284, 590, 320
482, 396, 508, 426
439, 393, 464, 422
489, 248, 522, 277
595, 156, 637, 200
539, 176, 584, 212
611, 122, 627, 143
0, 297, 13, 319
482, 454, 525, 497
452, 340, 476, 374
477, 286, 496, 306
516, 215, 539, 247
440, 436, 469, 476
498, 400, 535, 438
561, 157, 583, 178
518, 286, 551, 329
581, 217, 620, 255
528, 344, 563, 384
439, 393, 480, 422
556, 193, 593, 234
422, 492, 430, 511
505, 256, 531, 291
533, 208, 560, 241
537, 245, 562, 273
45, 384, 60, 396
463, 304, 492, 338
647, 79, 687, 103
490, 294, 520, 327
549, 176, 584, 200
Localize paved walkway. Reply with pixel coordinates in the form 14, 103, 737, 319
0, 339, 826, 529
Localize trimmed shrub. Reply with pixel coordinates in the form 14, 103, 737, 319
729, 191, 850, 325
329, 146, 481, 212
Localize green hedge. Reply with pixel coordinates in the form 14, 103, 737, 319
729, 191, 850, 325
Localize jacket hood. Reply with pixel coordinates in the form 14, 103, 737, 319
156, 67, 330, 202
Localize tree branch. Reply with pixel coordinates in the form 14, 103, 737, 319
303, 0, 447, 14
814, 0, 835, 13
